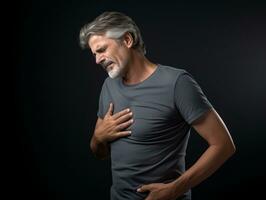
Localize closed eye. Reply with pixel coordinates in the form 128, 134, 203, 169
93, 45, 107, 56
97, 47, 106, 53
93, 45, 107, 57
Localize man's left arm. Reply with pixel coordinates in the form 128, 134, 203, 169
137, 108, 236, 200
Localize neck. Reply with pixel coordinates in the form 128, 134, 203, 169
122, 51, 157, 85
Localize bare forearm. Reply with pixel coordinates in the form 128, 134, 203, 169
90, 134, 110, 160
173, 144, 235, 196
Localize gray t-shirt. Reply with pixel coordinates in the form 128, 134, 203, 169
97, 64, 212, 200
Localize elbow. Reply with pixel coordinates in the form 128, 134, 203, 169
224, 131, 236, 157
229, 134, 236, 155
226, 140, 236, 158
215, 139, 236, 159
230, 142, 236, 155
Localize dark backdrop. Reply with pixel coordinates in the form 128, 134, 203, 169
13, 1, 266, 199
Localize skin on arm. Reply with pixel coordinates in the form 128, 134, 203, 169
90, 103, 134, 160
171, 108, 236, 196
90, 117, 110, 160
137, 108, 236, 200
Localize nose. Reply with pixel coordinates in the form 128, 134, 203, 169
96, 54, 105, 65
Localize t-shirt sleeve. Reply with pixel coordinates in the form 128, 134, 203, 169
174, 71, 213, 124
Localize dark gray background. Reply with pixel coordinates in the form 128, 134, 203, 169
13, 1, 266, 199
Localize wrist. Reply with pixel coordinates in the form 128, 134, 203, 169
172, 173, 191, 197
94, 133, 106, 145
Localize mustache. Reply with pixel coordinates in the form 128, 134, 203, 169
101, 60, 113, 69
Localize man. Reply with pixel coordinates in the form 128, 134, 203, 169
79, 11, 236, 200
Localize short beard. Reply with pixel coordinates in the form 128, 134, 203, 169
107, 66, 122, 79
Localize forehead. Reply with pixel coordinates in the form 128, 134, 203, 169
88, 35, 114, 51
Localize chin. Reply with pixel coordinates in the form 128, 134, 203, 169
108, 69, 121, 79
107, 64, 126, 79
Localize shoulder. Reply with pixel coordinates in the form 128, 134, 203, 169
101, 76, 120, 91
101, 75, 117, 86
157, 64, 189, 81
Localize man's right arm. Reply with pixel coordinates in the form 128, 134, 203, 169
90, 117, 110, 160
90, 103, 134, 160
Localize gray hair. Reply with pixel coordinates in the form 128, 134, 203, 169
79, 11, 146, 55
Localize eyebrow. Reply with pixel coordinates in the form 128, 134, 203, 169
92, 45, 107, 57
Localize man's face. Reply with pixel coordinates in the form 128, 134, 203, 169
89, 34, 130, 79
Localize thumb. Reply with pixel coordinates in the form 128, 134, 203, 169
137, 184, 152, 193
107, 102, 114, 116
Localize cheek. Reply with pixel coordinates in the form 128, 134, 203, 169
118, 49, 129, 62
111, 46, 129, 64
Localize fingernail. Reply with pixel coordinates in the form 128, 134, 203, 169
137, 188, 141, 192
127, 108, 130, 112
131, 119, 134, 123
129, 131, 132, 134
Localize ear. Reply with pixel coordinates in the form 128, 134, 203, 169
123, 32, 133, 48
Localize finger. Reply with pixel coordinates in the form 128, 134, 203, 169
113, 107, 131, 120
113, 130, 132, 139
115, 119, 134, 131
137, 184, 152, 193
115, 112, 133, 124
106, 102, 114, 116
